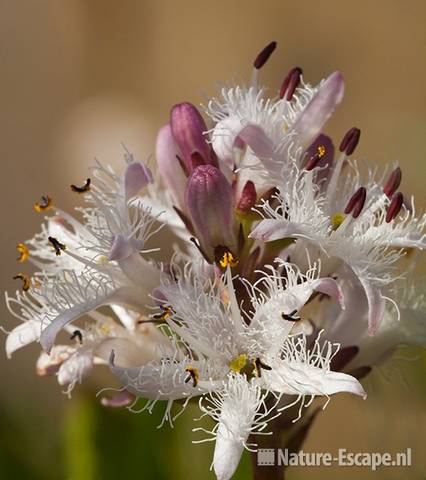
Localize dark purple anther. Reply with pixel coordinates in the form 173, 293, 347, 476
237, 181, 257, 212
253, 41, 277, 69
383, 167, 402, 197
279, 67, 303, 101
344, 187, 366, 218
339, 127, 361, 155
386, 192, 403, 223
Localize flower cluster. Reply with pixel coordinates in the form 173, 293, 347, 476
4, 42, 425, 479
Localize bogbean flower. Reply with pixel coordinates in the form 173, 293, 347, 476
4, 41, 425, 480
110, 260, 365, 480
5, 154, 172, 394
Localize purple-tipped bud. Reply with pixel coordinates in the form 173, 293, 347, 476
253, 41, 277, 69
237, 181, 257, 212
386, 191, 403, 223
344, 187, 366, 218
339, 127, 361, 155
185, 165, 236, 253
383, 167, 402, 197
279, 67, 303, 101
156, 123, 188, 209
171, 102, 217, 172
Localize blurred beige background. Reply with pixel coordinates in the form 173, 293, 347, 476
1, 1, 425, 478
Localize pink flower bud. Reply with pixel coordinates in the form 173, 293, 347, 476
171, 102, 217, 172
185, 165, 236, 254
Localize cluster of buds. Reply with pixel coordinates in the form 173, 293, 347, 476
4, 42, 425, 480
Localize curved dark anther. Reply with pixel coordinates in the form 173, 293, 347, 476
71, 178, 91, 193
281, 309, 301, 322
48, 236, 66, 256
70, 330, 83, 343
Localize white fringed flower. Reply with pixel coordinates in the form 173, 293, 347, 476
251, 163, 426, 335
4, 40, 425, 480
110, 260, 365, 480
4, 153, 172, 394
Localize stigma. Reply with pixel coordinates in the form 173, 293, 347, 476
13, 273, 31, 291
331, 213, 345, 230
229, 353, 248, 373
185, 366, 199, 387
48, 236, 66, 256
71, 178, 91, 194
16, 243, 29, 262
34, 195, 53, 213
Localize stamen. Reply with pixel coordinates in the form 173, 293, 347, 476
214, 245, 239, 269
279, 67, 303, 101
253, 358, 272, 378
184, 366, 199, 387
383, 167, 402, 197
13, 273, 31, 291
281, 309, 301, 322
16, 243, 29, 262
70, 178, 91, 194
253, 41, 277, 69
305, 144, 326, 171
48, 236, 66, 256
34, 195, 53, 213
151, 305, 174, 322
70, 330, 83, 344
344, 186, 366, 218
386, 192, 403, 223
229, 353, 248, 373
339, 127, 361, 155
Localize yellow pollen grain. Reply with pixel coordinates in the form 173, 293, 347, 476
220, 252, 239, 269
331, 213, 345, 230
317, 145, 326, 158
16, 243, 29, 262
229, 353, 248, 373
282, 122, 289, 133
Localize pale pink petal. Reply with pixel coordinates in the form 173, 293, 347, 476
291, 71, 344, 147
124, 161, 153, 199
